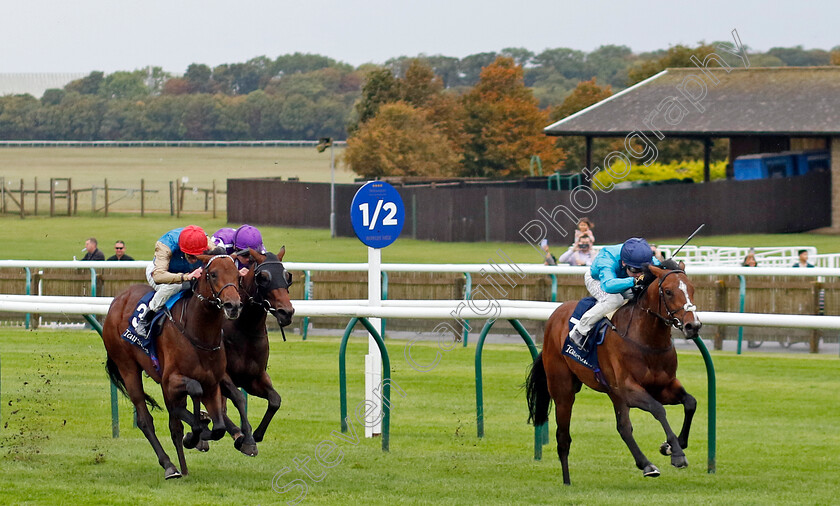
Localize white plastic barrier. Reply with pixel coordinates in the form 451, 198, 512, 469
2, 296, 840, 330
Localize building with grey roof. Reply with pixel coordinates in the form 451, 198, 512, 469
544, 66, 840, 229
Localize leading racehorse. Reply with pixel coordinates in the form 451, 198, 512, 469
101, 252, 242, 479
188, 247, 295, 455
526, 259, 701, 485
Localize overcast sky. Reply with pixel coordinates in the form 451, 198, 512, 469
2, 0, 837, 74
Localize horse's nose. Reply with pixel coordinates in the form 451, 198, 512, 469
223, 301, 242, 319
684, 320, 702, 337
273, 307, 295, 326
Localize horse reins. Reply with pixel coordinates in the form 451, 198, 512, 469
644, 269, 696, 332
618, 269, 695, 353
167, 254, 238, 352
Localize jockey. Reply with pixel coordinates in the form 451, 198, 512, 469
231, 224, 266, 269
569, 237, 660, 348
211, 227, 237, 255
135, 225, 211, 337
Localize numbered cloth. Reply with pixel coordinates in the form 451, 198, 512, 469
563, 297, 611, 386
119, 290, 186, 374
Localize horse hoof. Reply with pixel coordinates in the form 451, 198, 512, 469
234, 434, 258, 456
660, 442, 672, 456
196, 440, 210, 452
208, 428, 226, 441
671, 455, 688, 468
253, 433, 264, 443
240, 443, 258, 457
643, 464, 660, 478
183, 433, 197, 450
164, 467, 182, 480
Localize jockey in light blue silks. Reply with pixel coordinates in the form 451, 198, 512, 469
569, 237, 660, 348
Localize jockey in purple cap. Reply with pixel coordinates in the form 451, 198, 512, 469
211, 227, 237, 255
232, 224, 266, 269
568, 237, 660, 348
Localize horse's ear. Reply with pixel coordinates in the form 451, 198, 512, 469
249, 248, 266, 264
648, 264, 665, 277
277, 246, 286, 261
678, 260, 685, 271
196, 254, 213, 264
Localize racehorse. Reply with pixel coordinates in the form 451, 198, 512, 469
189, 247, 295, 455
526, 259, 701, 485
101, 253, 242, 479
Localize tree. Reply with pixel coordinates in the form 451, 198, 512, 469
344, 102, 461, 178
501, 47, 535, 68
65, 71, 104, 95
460, 57, 565, 177
99, 71, 149, 99
767, 46, 830, 66
549, 79, 614, 171
550, 78, 612, 122
458, 52, 498, 86
626, 44, 717, 85
184, 64, 214, 93
586, 45, 633, 88
400, 59, 443, 108
349, 68, 400, 131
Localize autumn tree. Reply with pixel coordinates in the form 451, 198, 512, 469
344, 102, 461, 178
548, 78, 613, 171
459, 56, 565, 177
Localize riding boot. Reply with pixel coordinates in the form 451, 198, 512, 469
135, 309, 157, 338
569, 327, 588, 349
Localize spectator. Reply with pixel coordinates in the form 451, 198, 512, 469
81, 237, 105, 261
792, 249, 814, 268
650, 243, 666, 262
540, 239, 557, 266
742, 248, 758, 267
574, 218, 595, 248
558, 235, 596, 266
107, 240, 135, 261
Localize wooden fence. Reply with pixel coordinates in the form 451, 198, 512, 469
0, 177, 225, 217
1, 267, 835, 351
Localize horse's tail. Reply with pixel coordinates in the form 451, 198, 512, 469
106, 356, 161, 411
526, 352, 552, 426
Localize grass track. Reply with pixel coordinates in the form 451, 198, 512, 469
1, 329, 839, 505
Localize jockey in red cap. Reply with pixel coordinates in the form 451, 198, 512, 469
135, 225, 210, 337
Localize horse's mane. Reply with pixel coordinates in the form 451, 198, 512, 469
205, 246, 227, 256
634, 259, 683, 300
658, 259, 681, 271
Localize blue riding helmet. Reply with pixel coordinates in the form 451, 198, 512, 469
620, 238, 652, 269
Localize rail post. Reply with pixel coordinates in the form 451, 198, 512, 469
338, 317, 391, 452
691, 336, 716, 474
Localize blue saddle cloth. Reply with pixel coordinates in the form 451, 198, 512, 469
563, 297, 613, 385
120, 290, 187, 374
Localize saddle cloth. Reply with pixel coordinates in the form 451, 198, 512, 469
563, 297, 613, 386
119, 290, 187, 374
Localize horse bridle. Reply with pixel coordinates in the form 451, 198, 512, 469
642, 269, 697, 331
193, 255, 239, 309
167, 254, 238, 352
242, 258, 293, 340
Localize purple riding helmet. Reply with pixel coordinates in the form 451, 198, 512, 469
234, 224, 266, 254
211, 227, 237, 254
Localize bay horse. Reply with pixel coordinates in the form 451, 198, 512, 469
526, 259, 701, 485
188, 247, 295, 455
101, 252, 242, 479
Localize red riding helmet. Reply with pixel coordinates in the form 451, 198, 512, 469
178, 225, 207, 256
